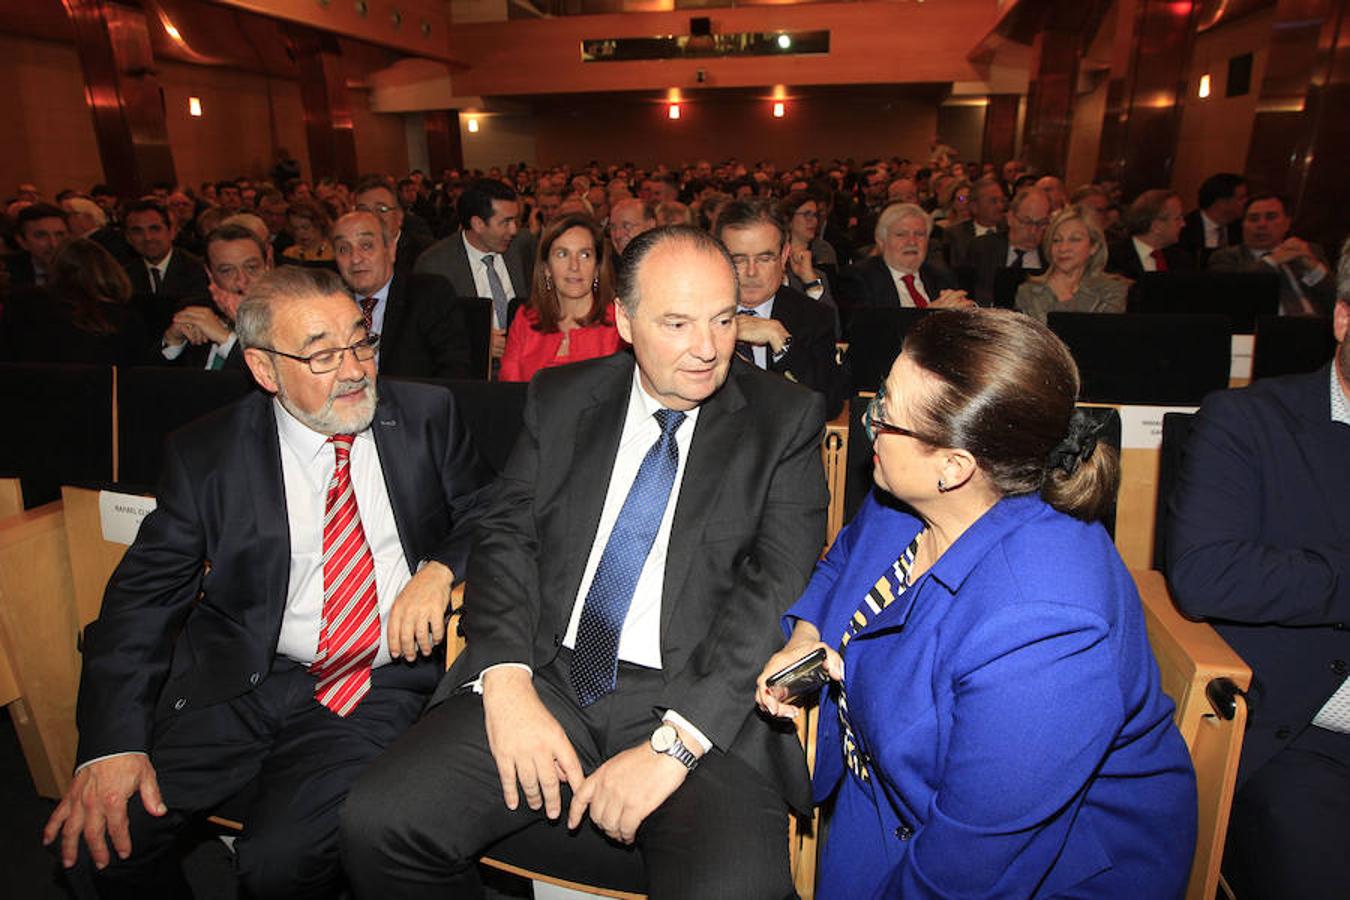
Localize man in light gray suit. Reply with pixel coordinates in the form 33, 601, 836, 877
413, 179, 534, 360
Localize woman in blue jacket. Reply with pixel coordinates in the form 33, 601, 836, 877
757, 309, 1195, 898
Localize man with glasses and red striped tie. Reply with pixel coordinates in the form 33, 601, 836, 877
45, 266, 491, 899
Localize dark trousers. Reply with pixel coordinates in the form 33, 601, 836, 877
342, 652, 794, 900
1224, 725, 1350, 900
67, 660, 427, 900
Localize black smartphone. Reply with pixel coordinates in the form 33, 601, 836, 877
765, 647, 830, 702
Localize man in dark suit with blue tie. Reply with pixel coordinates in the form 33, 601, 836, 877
344, 226, 828, 899
1166, 262, 1350, 899
44, 267, 490, 899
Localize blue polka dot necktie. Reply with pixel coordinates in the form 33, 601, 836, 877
570, 408, 686, 706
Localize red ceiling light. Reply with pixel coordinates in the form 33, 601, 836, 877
772, 101, 786, 118
668, 103, 681, 120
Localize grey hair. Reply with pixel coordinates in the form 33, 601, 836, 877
874, 202, 931, 245
235, 265, 351, 350
616, 225, 738, 315
335, 209, 392, 246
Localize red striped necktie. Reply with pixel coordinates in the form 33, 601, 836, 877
311, 434, 381, 716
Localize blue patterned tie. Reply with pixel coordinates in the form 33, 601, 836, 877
570, 408, 686, 706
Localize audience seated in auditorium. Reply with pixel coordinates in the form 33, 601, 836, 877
777, 190, 838, 315
1166, 247, 1350, 900
61, 195, 132, 264
343, 225, 827, 900
654, 200, 692, 227
500, 212, 622, 383
42, 266, 489, 900
964, 187, 1050, 306
415, 178, 533, 362
714, 197, 839, 405
1209, 193, 1334, 317
159, 224, 269, 371
1016, 205, 1130, 324
1106, 189, 1196, 279
123, 198, 210, 339
0, 238, 151, 366
943, 176, 1006, 268
1179, 172, 1247, 265
354, 175, 432, 274
607, 197, 657, 264
255, 188, 294, 258
282, 199, 335, 265
5, 202, 69, 289
1036, 174, 1068, 212
332, 210, 472, 380
840, 202, 971, 313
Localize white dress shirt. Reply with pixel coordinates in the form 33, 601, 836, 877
1132, 236, 1162, 272
145, 249, 174, 291
1006, 245, 1042, 269
1200, 211, 1225, 249
886, 263, 930, 307
273, 400, 411, 667
462, 232, 517, 328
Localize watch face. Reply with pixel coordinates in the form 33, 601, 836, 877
651, 725, 677, 752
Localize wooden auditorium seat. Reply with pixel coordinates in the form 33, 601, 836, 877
0, 478, 22, 519
1132, 570, 1251, 900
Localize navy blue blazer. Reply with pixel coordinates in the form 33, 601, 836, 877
1167, 364, 1350, 782
788, 492, 1195, 899
76, 380, 492, 764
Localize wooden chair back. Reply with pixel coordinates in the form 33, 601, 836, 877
1132, 569, 1251, 900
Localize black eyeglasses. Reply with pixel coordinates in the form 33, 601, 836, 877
259, 334, 380, 374
863, 389, 928, 444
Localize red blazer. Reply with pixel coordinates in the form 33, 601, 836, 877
498, 304, 623, 382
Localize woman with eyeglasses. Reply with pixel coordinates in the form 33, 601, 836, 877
755, 309, 1195, 899
1016, 205, 1131, 324
499, 213, 622, 383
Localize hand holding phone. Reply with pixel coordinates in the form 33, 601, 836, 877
765, 647, 831, 704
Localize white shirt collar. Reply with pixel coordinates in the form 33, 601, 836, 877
272, 398, 373, 464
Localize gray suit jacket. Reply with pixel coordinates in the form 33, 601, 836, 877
1208, 244, 1335, 317
413, 229, 533, 302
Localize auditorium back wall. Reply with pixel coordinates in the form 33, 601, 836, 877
0, 33, 410, 197
522, 88, 940, 171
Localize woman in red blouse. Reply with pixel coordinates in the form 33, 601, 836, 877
499, 212, 623, 382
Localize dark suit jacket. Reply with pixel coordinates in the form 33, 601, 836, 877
964, 232, 1047, 307
167, 333, 249, 372
1178, 209, 1240, 266
413, 229, 533, 305
378, 271, 472, 380
1105, 238, 1197, 281
75, 380, 492, 763
443, 353, 827, 813
1166, 365, 1350, 783
125, 248, 211, 338
1208, 243, 1336, 318
941, 219, 1002, 269
2, 251, 38, 289
838, 255, 960, 315
762, 286, 841, 415
396, 227, 435, 274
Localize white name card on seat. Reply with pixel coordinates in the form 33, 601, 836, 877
1231, 334, 1254, 381
1119, 405, 1200, 450
99, 491, 157, 545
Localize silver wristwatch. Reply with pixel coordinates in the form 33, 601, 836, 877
650, 723, 699, 771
